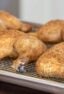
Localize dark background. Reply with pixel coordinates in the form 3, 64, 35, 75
0, 81, 51, 94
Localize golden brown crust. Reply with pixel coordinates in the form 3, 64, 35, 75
36, 57, 64, 78
0, 30, 26, 59
12, 35, 47, 71
0, 28, 47, 71
27, 32, 38, 37
0, 11, 32, 32
20, 23, 32, 32
0, 34, 15, 59
15, 35, 47, 61
0, 11, 22, 30
37, 20, 64, 43
36, 42, 64, 79
3, 29, 26, 38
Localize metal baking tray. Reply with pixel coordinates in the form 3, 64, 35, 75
0, 22, 64, 94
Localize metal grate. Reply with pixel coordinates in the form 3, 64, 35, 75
0, 58, 39, 78
0, 58, 64, 83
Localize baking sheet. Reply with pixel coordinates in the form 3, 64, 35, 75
0, 22, 64, 94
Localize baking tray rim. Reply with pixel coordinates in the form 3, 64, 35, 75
0, 70, 64, 89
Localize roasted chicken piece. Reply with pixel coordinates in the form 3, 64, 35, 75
11, 35, 47, 72
36, 42, 64, 79
0, 34, 16, 59
0, 30, 25, 59
0, 30, 47, 72
37, 20, 64, 43
3, 29, 26, 38
0, 11, 32, 32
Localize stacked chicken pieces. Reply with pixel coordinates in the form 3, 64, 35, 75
0, 11, 47, 72
0, 11, 64, 79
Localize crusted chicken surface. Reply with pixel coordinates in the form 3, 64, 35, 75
12, 35, 47, 71
0, 30, 26, 59
37, 20, 64, 43
0, 29, 47, 72
0, 11, 32, 32
36, 42, 64, 79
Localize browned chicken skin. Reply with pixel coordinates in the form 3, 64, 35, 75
28, 32, 38, 37
37, 20, 64, 43
0, 11, 32, 32
0, 30, 47, 72
36, 42, 64, 79
0, 30, 26, 59
12, 35, 47, 72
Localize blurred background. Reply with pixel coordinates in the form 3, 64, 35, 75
0, 0, 64, 23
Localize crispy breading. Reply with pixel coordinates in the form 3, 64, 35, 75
36, 42, 64, 79
0, 34, 15, 58
37, 20, 64, 43
0, 30, 26, 59
27, 32, 38, 37
0, 29, 47, 71
12, 35, 47, 71
0, 11, 32, 32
